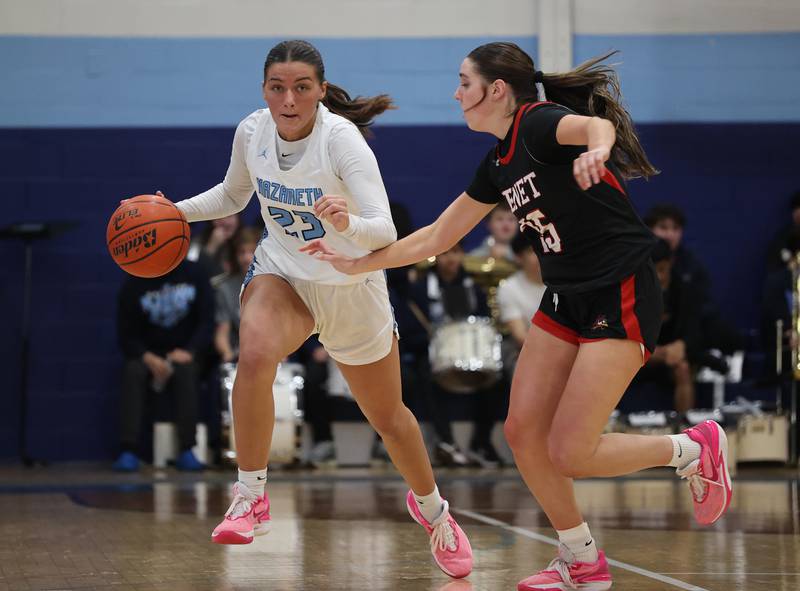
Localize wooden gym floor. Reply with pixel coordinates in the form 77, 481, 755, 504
0, 464, 797, 590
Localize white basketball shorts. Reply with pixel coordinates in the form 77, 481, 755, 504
242, 254, 397, 366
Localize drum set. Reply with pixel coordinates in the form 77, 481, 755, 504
429, 316, 503, 393
422, 254, 516, 394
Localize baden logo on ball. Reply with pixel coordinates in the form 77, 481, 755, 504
106, 194, 190, 278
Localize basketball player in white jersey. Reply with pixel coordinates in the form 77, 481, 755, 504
168, 40, 472, 578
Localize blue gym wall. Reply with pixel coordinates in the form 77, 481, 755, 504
1, 1, 799, 460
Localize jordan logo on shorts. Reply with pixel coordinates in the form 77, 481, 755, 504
591, 314, 609, 331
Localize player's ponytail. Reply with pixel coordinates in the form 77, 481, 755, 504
468, 42, 658, 180
322, 83, 394, 138
264, 40, 394, 138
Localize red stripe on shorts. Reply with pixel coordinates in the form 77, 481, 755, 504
620, 275, 643, 345
532, 310, 580, 345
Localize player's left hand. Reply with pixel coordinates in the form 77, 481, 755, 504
573, 147, 610, 190
300, 239, 361, 274
314, 195, 350, 232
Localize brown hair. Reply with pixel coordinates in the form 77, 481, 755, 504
467, 42, 658, 180
227, 226, 262, 273
264, 40, 394, 137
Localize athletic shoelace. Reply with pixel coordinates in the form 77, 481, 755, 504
429, 501, 457, 552
225, 483, 257, 519
546, 545, 579, 590
677, 459, 724, 501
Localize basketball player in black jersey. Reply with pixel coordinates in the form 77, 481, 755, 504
302, 42, 732, 590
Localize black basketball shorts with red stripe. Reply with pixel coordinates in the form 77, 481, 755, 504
532, 260, 663, 362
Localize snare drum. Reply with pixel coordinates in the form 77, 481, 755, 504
220, 362, 304, 464
429, 316, 502, 393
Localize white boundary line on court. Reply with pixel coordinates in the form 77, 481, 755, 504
453, 508, 710, 591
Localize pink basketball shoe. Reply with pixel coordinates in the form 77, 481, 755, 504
677, 420, 733, 525
405, 490, 472, 579
517, 544, 612, 591
211, 482, 271, 544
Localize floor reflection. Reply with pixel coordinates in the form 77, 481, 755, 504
4, 467, 793, 590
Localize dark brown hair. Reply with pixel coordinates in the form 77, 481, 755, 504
264, 40, 394, 137
467, 42, 658, 180
643, 203, 687, 229
227, 226, 263, 273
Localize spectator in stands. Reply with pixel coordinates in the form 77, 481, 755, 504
644, 203, 743, 365
214, 227, 262, 363
638, 239, 700, 412
113, 259, 214, 472
188, 213, 242, 278
497, 232, 547, 377
762, 225, 800, 383
644, 204, 711, 300
766, 190, 800, 271
469, 201, 518, 263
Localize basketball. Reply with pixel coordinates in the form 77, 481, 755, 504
106, 194, 190, 278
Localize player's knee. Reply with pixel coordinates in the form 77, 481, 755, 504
369, 405, 408, 440
547, 439, 590, 478
237, 341, 282, 374
504, 416, 543, 452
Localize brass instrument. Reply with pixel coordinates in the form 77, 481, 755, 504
416, 255, 518, 328
464, 256, 517, 328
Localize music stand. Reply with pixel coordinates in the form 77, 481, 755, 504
0, 221, 79, 466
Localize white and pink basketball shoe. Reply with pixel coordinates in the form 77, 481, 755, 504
406, 490, 473, 579
517, 544, 612, 591
211, 482, 271, 544
677, 420, 733, 525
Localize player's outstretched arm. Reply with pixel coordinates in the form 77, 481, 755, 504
300, 192, 495, 274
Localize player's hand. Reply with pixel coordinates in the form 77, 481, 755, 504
314, 195, 350, 232
120, 190, 168, 205
573, 147, 610, 190
299, 239, 361, 274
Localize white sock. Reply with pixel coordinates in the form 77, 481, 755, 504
666, 434, 701, 469
238, 468, 267, 497
558, 522, 598, 563
413, 485, 445, 524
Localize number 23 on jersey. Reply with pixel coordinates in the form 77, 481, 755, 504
267, 206, 326, 241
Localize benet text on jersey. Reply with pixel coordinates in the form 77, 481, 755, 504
502, 171, 541, 213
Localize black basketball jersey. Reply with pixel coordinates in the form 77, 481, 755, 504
467, 102, 657, 294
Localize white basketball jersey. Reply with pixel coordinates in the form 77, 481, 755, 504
245, 104, 374, 285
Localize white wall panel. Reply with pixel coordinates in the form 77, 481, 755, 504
0, 0, 537, 37
574, 0, 800, 35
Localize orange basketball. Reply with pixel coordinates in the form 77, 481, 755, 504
107, 194, 190, 278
